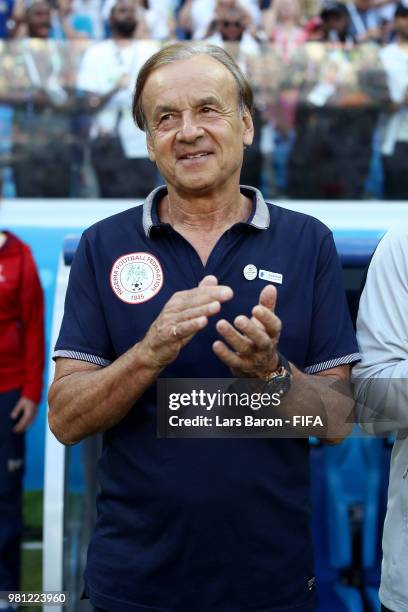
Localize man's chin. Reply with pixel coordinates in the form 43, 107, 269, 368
172, 178, 219, 197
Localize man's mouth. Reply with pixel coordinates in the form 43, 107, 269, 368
178, 152, 213, 160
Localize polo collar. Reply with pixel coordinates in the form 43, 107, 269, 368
142, 185, 270, 237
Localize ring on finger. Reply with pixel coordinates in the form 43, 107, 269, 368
172, 324, 178, 337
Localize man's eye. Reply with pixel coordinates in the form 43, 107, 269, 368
160, 114, 173, 122
201, 107, 215, 114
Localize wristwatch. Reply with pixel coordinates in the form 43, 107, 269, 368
263, 353, 292, 398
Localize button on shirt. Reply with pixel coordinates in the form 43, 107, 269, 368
54, 186, 359, 612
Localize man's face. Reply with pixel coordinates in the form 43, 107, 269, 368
27, 2, 51, 38
142, 55, 254, 197
218, 9, 245, 42
110, 0, 137, 37
322, 11, 349, 36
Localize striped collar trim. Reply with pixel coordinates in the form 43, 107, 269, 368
142, 185, 270, 237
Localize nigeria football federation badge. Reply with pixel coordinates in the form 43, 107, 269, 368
110, 252, 163, 304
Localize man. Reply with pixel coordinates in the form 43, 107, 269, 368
206, 4, 260, 54
77, 0, 159, 198
0, 226, 44, 612
7, 0, 77, 197
178, 0, 261, 40
353, 225, 408, 612
379, 2, 408, 199
49, 43, 359, 611
319, 0, 354, 42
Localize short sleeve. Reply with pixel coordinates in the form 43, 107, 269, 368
304, 231, 360, 374
53, 233, 115, 366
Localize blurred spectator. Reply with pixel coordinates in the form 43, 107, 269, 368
287, 43, 388, 198
263, 0, 307, 60
206, 4, 263, 188
102, 0, 176, 39
5, 2, 80, 196
77, 0, 159, 197
308, 0, 354, 43
206, 3, 260, 52
11, 0, 94, 38
178, 0, 261, 40
379, 2, 408, 199
346, 0, 394, 43
0, 222, 44, 610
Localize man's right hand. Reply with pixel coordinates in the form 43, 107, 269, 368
141, 275, 233, 371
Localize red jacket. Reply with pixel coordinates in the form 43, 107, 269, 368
0, 231, 45, 403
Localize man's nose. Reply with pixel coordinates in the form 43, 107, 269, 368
176, 112, 204, 142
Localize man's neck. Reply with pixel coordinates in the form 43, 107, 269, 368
111, 34, 134, 46
159, 185, 253, 234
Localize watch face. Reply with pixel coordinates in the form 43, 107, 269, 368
265, 368, 292, 398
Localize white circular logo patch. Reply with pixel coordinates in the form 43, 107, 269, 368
110, 252, 163, 304
243, 264, 258, 281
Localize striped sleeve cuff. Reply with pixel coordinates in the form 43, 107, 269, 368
304, 352, 361, 374
53, 349, 111, 367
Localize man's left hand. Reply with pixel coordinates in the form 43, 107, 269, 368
11, 397, 38, 434
213, 284, 282, 379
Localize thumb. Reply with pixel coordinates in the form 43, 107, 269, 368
259, 284, 277, 310
199, 275, 218, 287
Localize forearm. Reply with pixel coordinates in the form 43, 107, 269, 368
48, 340, 161, 445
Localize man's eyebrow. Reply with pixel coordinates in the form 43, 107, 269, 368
152, 97, 222, 120
195, 96, 222, 107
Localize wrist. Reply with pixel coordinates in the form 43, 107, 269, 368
262, 353, 293, 398
138, 336, 167, 375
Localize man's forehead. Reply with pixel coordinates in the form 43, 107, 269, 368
144, 55, 236, 96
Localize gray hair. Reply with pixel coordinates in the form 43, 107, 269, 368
132, 42, 254, 132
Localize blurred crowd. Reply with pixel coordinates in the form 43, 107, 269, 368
0, 0, 407, 199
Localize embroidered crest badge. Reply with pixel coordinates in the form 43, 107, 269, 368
110, 252, 163, 304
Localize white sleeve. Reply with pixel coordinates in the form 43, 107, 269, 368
353, 226, 408, 433
77, 46, 101, 93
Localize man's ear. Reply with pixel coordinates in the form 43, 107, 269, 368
146, 132, 156, 162
242, 108, 254, 147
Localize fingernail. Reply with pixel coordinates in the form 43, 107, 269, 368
220, 288, 233, 299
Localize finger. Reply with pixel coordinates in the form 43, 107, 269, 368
198, 275, 218, 287
174, 315, 208, 340
233, 315, 271, 350
212, 340, 244, 370
177, 300, 221, 323
174, 285, 233, 310
251, 305, 281, 338
258, 284, 277, 310
12, 412, 31, 434
216, 319, 255, 354
10, 400, 24, 420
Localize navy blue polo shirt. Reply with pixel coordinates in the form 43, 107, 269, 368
54, 186, 359, 612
